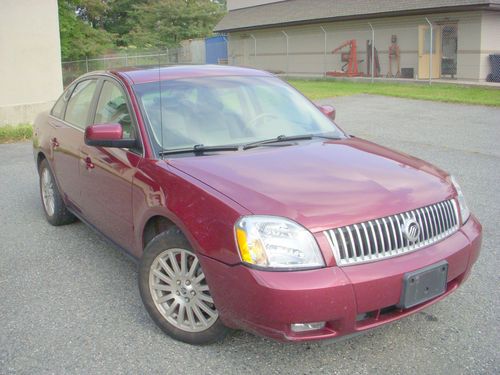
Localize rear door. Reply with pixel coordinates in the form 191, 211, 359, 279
79, 77, 142, 250
49, 79, 99, 210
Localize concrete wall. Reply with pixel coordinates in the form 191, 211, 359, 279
227, 0, 283, 11
0, 0, 63, 125
227, 11, 487, 81
479, 11, 500, 80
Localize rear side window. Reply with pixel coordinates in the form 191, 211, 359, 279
51, 84, 75, 119
64, 80, 98, 129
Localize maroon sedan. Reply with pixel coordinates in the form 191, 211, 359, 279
33, 66, 482, 345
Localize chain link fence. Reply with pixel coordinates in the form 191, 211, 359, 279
225, 15, 497, 84
62, 38, 228, 86
62, 16, 499, 86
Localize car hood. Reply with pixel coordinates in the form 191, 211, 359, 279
167, 138, 454, 232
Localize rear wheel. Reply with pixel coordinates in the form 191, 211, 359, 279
139, 229, 228, 345
39, 159, 76, 226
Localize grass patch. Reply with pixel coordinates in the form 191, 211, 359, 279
0, 124, 33, 143
287, 79, 500, 106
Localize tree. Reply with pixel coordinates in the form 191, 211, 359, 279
74, 0, 110, 28
58, 0, 226, 59
123, 0, 225, 49
58, 0, 115, 60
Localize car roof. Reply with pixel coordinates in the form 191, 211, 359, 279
111, 65, 274, 85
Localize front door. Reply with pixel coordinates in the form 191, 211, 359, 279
79, 78, 141, 250
418, 24, 442, 79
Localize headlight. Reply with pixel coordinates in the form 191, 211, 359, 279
450, 175, 470, 224
235, 216, 325, 270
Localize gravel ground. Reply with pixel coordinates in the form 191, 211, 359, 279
1, 95, 499, 375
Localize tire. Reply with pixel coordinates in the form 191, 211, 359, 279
39, 159, 76, 226
139, 228, 228, 345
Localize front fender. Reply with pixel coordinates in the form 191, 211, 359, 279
132, 158, 250, 264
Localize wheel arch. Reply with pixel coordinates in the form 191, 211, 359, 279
142, 215, 178, 250
36, 151, 47, 172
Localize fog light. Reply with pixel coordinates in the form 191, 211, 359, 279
290, 322, 326, 332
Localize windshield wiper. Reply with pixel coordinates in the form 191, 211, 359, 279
242, 134, 341, 150
243, 134, 313, 150
160, 144, 239, 156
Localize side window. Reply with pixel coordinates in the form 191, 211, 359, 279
94, 81, 134, 139
51, 84, 75, 119
64, 80, 98, 129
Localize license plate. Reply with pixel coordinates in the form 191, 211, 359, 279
399, 261, 448, 309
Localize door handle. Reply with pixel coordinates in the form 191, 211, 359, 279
50, 137, 59, 148
85, 156, 95, 170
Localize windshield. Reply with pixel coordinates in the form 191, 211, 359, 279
133, 75, 345, 153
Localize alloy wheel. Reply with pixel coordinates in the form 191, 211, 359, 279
149, 248, 218, 332
41, 168, 55, 217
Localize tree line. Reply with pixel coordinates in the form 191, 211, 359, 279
59, 0, 226, 60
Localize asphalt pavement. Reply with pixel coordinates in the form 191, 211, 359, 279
1, 95, 499, 374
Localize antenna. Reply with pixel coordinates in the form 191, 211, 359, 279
158, 51, 164, 155
158, 50, 164, 155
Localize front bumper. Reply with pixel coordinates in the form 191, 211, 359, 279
200, 215, 482, 342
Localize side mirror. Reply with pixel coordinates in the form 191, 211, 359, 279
318, 105, 336, 121
84, 123, 136, 148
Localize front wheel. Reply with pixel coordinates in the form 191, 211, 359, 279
138, 229, 228, 345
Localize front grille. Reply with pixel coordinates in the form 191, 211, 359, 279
324, 199, 459, 266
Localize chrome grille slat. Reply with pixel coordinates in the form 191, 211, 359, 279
388, 216, 398, 255
375, 219, 385, 254
443, 201, 452, 233
396, 214, 406, 253
444, 202, 453, 233
440, 203, 448, 235
381, 218, 392, 253
435, 204, 443, 238
361, 222, 371, 258
324, 199, 460, 266
415, 209, 425, 243
439, 203, 448, 236
338, 228, 349, 260
353, 224, 364, 260
452, 200, 459, 226
368, 221, 379, 256
425, 207, 435, 239
346, 226, 356, 260
419, 208, 429, 245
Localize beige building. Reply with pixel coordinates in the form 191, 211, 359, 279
0, 0, 63, 125
216, 0, 500, 81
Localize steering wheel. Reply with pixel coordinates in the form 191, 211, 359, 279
248, 112, 280, 127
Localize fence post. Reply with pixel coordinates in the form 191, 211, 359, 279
281, 30, 289, 75
222, 36, 230, 64
368, 23, 375, 83
249, 34, 257, 66
320, 26, 327, 77
425, 17, 433, 85
125, 53, 128, 66
85, 56, 89, 73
